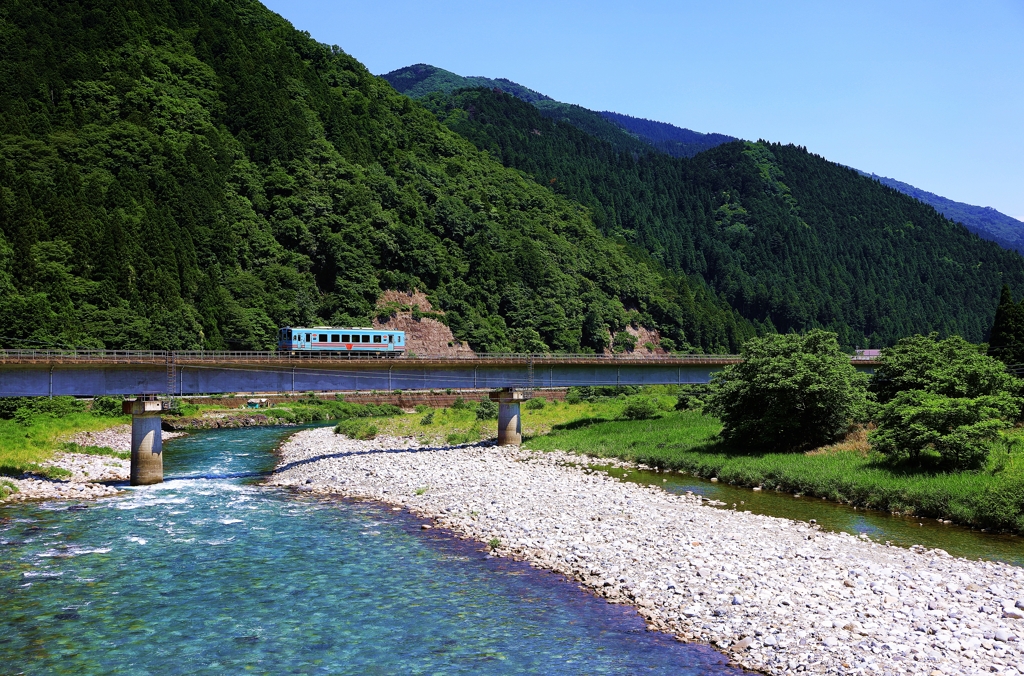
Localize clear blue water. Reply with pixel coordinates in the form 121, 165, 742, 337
0, 427, 742, 675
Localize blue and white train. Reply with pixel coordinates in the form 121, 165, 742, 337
277, 327, 406, 357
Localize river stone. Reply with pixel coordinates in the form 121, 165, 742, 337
268, 427, 1024, 676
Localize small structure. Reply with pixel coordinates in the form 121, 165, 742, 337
489, 388, 524, 446
122, 397, 171, 485
246, 398, 269, 409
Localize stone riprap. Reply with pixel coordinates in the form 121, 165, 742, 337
270, 427, 1024, 675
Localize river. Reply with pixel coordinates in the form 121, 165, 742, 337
0, 426, 742, 675
600, 466, 1024, 567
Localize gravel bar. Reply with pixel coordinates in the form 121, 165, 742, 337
269, 427, 1024, 675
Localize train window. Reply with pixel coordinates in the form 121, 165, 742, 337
373, 335, 382, 343
305, 333, 310, 342
362, 335, 370, 342
341, 334, 350, 342
286, 330, 292, 339
388, 335, 393, 343
331, 334, 340, 343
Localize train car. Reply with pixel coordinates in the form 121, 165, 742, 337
276, 327, 406, 357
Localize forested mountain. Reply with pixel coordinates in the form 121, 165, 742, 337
598, 111, 734, 158
383, 64, 723, 158
858, 172, 1024, 254
0, 0, 756, 353
420, 88, 1024, 347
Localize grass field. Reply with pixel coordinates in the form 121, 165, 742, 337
0, 413, 130, 476
525, 408, 1024, 533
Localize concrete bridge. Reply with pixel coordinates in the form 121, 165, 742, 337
0, 350, 880, 486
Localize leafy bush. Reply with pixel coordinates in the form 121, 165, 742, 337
475, 400, 499, 420
869, 333, 1016, 405
414, 404, 431, 413
420, 411, 435, 425
0, 479, 17, 499
565, 389, 583, 405
565, 386, 641, 404
451, 397, 471, 410
333, 419, 378, 440
622, 396, 660, 420
523, 397, 546, 410
658, 337, 677, 353
0, 396, 86, 420
705, 330, 868, 450
870, 390, 1016, 469
91, 396, 124, 417
13, 408, 33, 426
868, 334, 1022, 469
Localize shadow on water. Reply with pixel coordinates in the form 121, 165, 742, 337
597, 465, 1024, 567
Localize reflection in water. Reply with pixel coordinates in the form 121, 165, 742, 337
599, 466, 1023, 567
0, 427, 743, 675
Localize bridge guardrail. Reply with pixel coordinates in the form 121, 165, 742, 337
0, 349, 743, 363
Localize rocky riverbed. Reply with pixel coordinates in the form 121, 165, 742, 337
1, 426, 184, 503
269, 427, 1024, 676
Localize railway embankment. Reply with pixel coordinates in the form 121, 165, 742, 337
269, 426, 1024, 676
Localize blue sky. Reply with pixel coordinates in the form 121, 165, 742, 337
263, 0, 1024, 220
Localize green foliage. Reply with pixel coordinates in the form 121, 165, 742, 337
705, 330, 868, 450
523, 397, 546, 410
526, 410, 1024, 533
0, 397, 86, 420
333, 419, 377, 440
868, 333, 1021, 469
621, 396, 659, 420
870, 333, 1015, 404
870, 390, 1016, 468
0, 1, 736, 354
59, 442, 129, 460
419, 410, 435, 425
419, 87, 1024, 348
0, 478, 16, 498
988, 285, 1024, 365
450, 397, 470, 410
475, 400, 498, 420
91, 396, 124, 417
564, 386, 642, 404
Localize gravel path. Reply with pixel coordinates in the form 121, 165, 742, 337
269, 427, 1024, 676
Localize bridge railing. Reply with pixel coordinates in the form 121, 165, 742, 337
0, 349, 742, 363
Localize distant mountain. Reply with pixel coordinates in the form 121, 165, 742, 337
379, 63, 553, 103
859, 172, 1024, 254
381, 64, 729, 158
599, 111, 735, 158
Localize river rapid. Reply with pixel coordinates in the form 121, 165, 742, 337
0, 426, 741, 675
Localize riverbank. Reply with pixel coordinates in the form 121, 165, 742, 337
526, 410, 1024, 534
270, 427, 1024, 676
1, 425, 184, 503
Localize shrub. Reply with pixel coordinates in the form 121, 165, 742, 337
659, 337, 677, 353
870, 333, 1016, 405
333, 419, 378, 439
523, 397, 546, 410
420, 411, 435, 425
870, 390, 1016, 469
565, 389, 583, 405
475, 400, 498, 420
91, 396, 124, 417
622, 396, 659, 420
613, 331, 637, 352
705, 330, 868, 450
451, 397, 470, 410
414, 404, 431, 413
13, 408, 33, 426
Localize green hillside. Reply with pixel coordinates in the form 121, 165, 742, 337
0, 0, 753, 353
420, 88, 1024, 347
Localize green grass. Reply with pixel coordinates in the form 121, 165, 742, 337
373, 393, 676, 445
0, 413, 130, 476
526, 410, 1024, 534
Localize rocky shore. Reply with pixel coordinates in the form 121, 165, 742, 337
1, 426, 183, 503
269, 427, 1024, 676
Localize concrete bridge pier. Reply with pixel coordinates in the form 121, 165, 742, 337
489, 388, 524, 446
122, 398, 168, 485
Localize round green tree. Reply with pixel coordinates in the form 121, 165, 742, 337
705, 330, 867, 450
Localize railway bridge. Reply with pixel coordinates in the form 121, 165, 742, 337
0, 350, 879, 486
